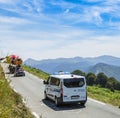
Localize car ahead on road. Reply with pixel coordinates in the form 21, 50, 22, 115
43, 72, 87, 106
14, 66, 25, 77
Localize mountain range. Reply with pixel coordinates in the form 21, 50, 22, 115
24, 55, 120, 81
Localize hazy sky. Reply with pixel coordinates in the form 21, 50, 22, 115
0, 0, 120, 60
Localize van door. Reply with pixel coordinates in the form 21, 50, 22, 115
62, 78, 87, 102
48, 77, 60, 100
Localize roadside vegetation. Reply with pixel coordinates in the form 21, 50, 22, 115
23, 65, 49, 80
87, 86, 120, 107
0, 65, 34, 118
23, 65, 120, 108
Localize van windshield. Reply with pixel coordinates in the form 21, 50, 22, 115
64, 78, 85, 88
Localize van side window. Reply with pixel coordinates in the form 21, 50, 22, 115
55, 79, 60, 86
50, 77, 60, 86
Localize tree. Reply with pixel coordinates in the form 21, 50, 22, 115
106, 77, 116, 89
86, 72, 96, 86
71, 70, 86, 76
106, 77, 117, 92
106, 77, 120, 91
96, 72, 108, 87
115, 82, 120, 90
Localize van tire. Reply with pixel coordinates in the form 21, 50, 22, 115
80, 102, 86, 106
55, 97, 60, 106
44, 92, 48, 100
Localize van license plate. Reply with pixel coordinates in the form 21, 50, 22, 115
71, 96, 79, 99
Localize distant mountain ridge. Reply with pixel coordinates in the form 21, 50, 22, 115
85, 55, 120, 66
89, 63, 120, 81
24, 55, 120, 81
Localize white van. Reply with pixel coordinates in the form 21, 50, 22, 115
43, 72, 87, 106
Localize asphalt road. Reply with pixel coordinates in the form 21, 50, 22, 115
1, 63, 120, 118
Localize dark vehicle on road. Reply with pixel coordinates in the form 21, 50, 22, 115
14, 66, 25, 77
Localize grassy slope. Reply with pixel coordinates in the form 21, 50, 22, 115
87, 86, 120, 107
23, 65, 120, 107
23, 65, 49, 80
0, 65, 34, 118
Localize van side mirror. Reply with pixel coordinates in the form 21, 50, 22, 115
43, 80, 48, 84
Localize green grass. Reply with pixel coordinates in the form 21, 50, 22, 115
23, 65, 120, 107
0, 65, 34, 118
87, 86, 120, 107
23, 65, 49, 80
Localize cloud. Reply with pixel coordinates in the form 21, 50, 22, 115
0, 0, 120, 29
1, 27, 120, 60
0, 16, 31, 24
64, 9, 70, 13
62, 0, 120, 27
0, 0, 120, 60
53, 35, 120, 58
0, 0, 12, 3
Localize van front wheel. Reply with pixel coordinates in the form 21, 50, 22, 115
55, 97, 60, 106
44, 92, 48, 100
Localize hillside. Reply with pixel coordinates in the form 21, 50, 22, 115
0, 65, 34, 118
89, 63, 120, 81
24, 55, 120, 81
24, 57, 92, 73
86, 55, 120, 66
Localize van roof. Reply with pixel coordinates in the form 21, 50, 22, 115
50, 74, 85, 79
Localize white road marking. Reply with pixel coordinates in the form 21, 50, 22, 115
22, 98, 27, 104
41, 103, 46, 106
88, 98, 106, 105
32, 112, 40, 118
13, 88, 18, 93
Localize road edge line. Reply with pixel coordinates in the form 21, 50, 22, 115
32, 112, 40, 118
88, 97, 106, 105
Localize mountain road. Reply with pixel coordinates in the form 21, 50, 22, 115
1, 63, 120, 118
